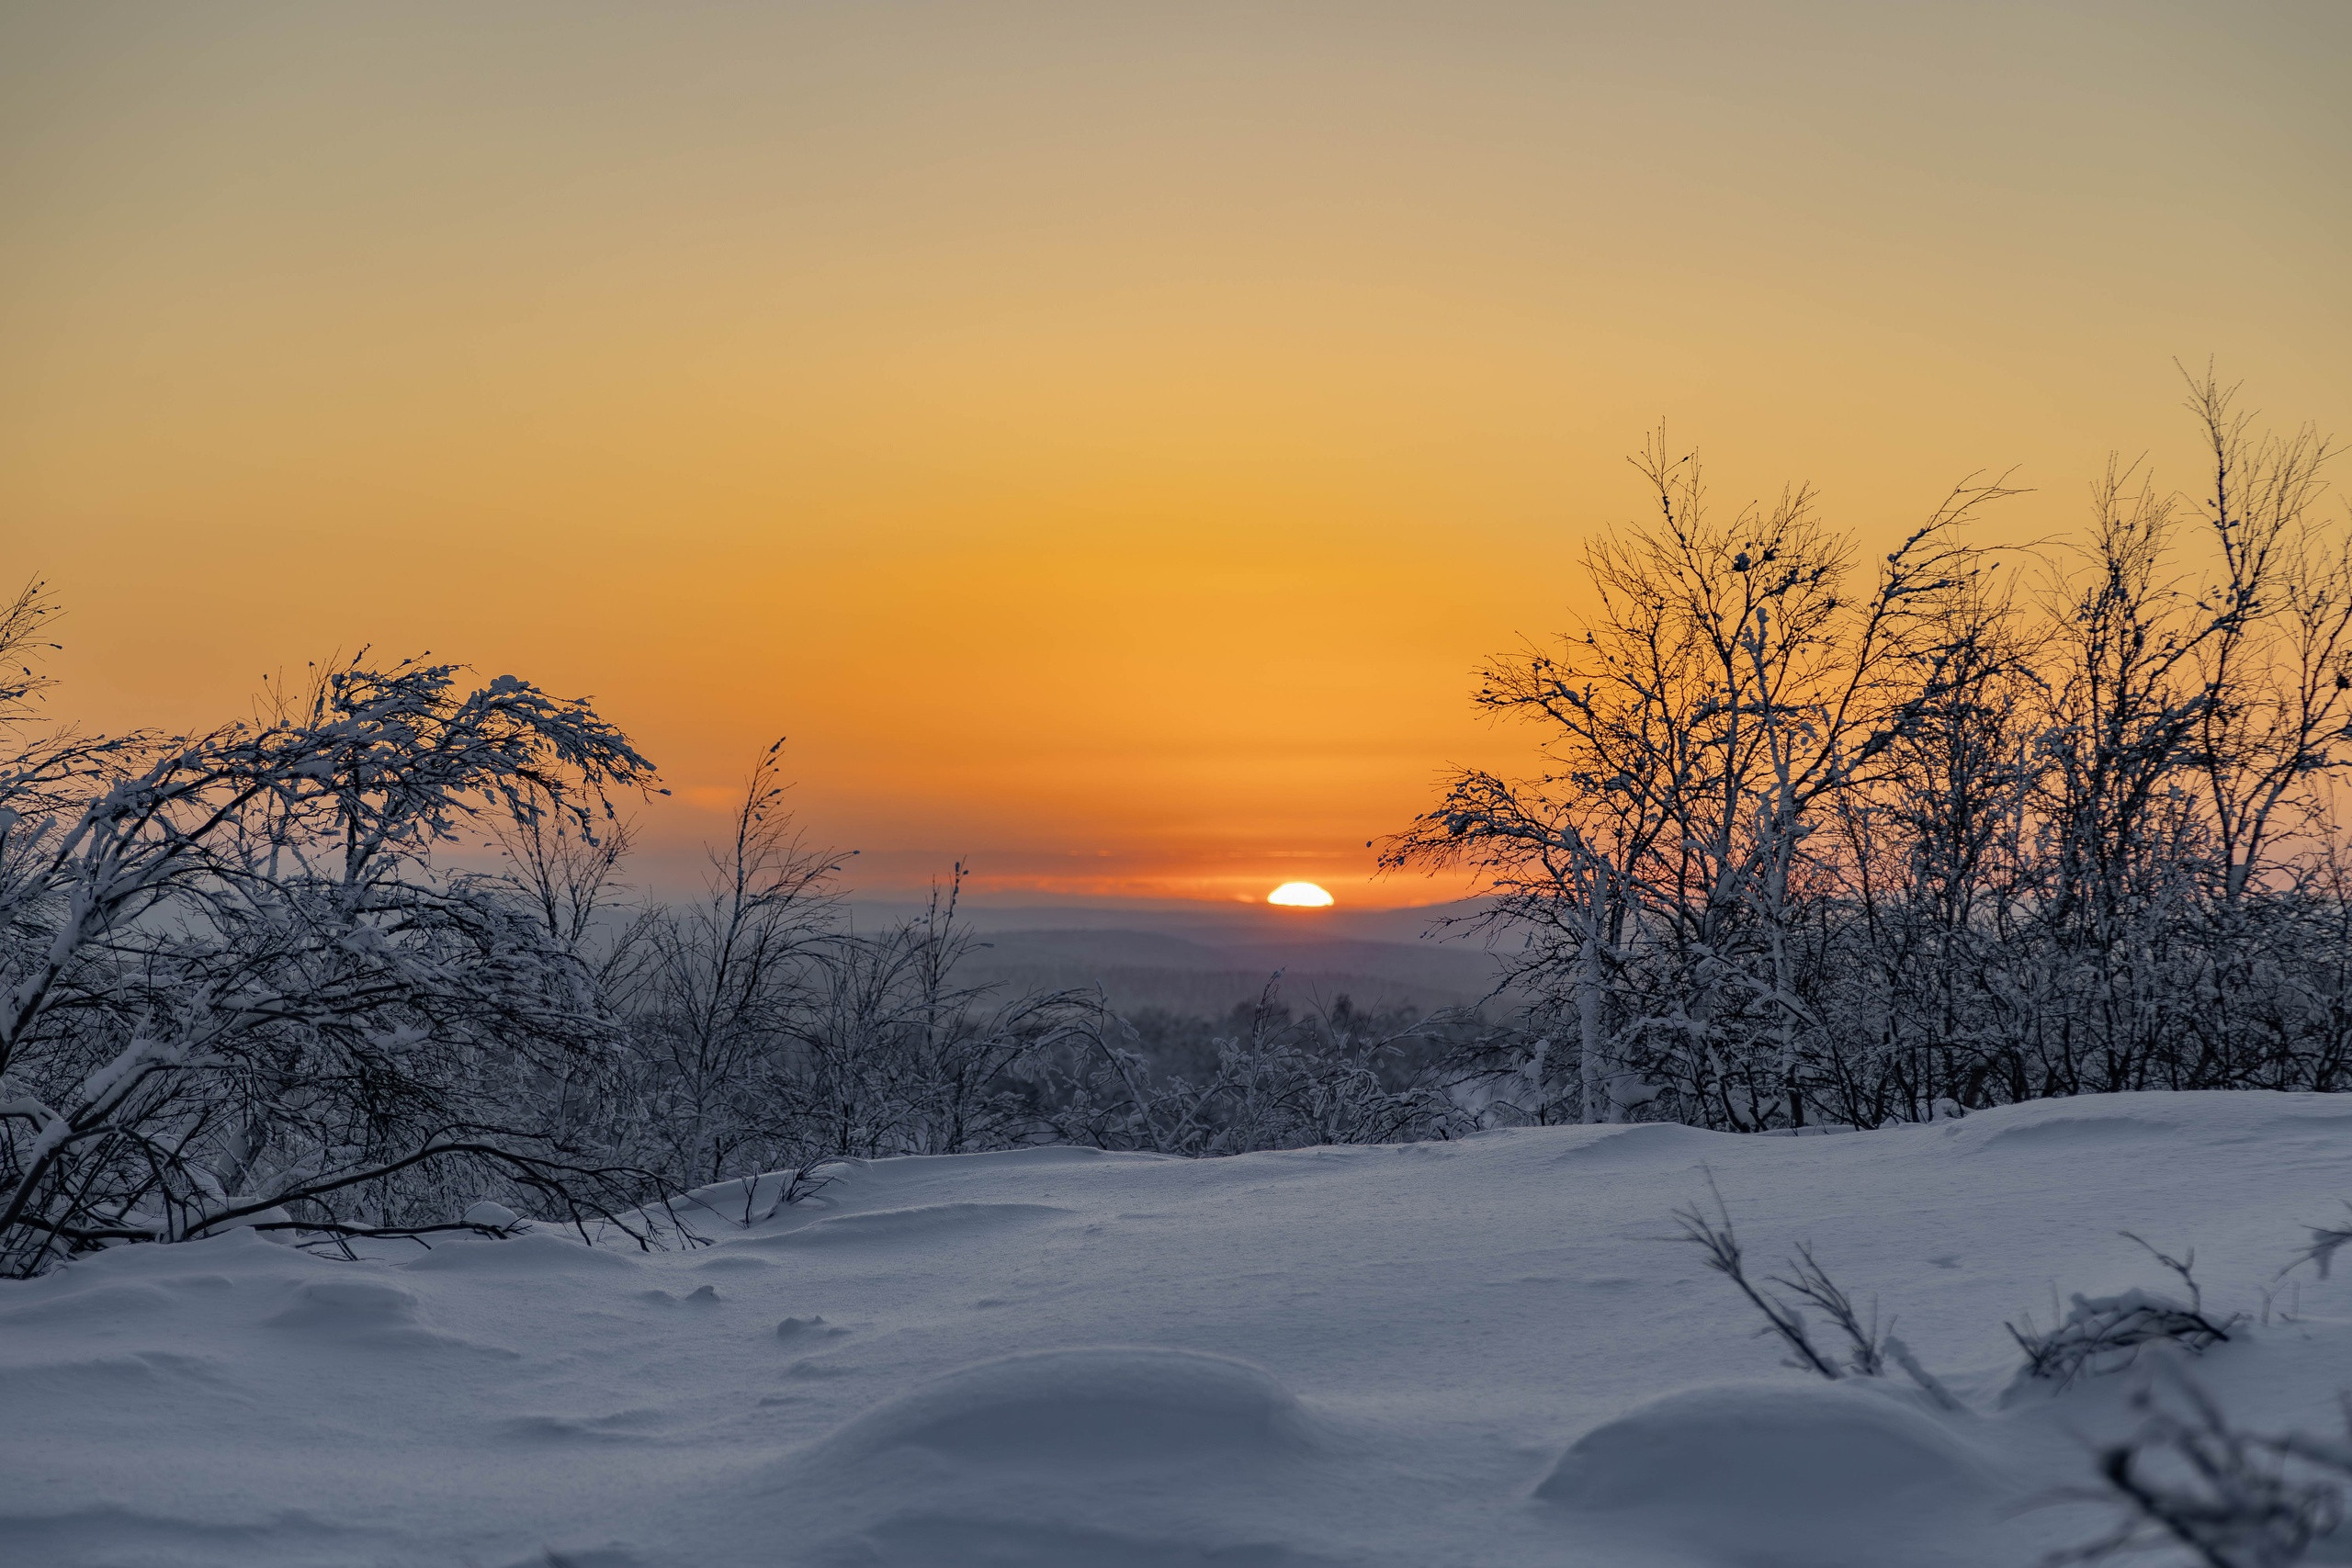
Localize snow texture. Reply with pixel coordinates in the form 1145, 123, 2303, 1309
9, 1090, 2352, 1565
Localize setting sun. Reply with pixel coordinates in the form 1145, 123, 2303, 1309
1267, 882, 1334, 908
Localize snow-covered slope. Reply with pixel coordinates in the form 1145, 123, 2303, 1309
9, 1092, 2352, 1566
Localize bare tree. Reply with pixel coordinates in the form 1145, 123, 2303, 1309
623, 741, 840, 1186
1391, 433, 2013, 1128
790, 869, 1102, 1160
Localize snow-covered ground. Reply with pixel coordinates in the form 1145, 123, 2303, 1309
9, 1091, 2352, 1566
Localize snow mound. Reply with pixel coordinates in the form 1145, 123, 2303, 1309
775, 1314, 846, 1343
496, 1408, 666, 1444
1932, 1089, 2352, 1156
264, 1279, 422, 1329
264, 1276, 519, 1359
814, 1346, 1315, 1468
688, 1253, 775, 1273
814, 1517, 1341, 1568
1, 1348, 226, 1402
398, 1229, 645, 1274
773, 1348, 1336, 1568
1545, 1121, 1722, 1168
1961, 1113, 2178, 1151
1538, 1381, 2010, 1567
0, 1280, 178, 1326
754, 1201, 1072, 1248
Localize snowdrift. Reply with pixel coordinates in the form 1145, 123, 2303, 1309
9, 1092, 2352, 1565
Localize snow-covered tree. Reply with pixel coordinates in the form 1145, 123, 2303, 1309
1392, 373, 2352, 1131
0, 615, 666, 1276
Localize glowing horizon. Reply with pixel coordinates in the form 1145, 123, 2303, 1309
3, 5, 2345, 908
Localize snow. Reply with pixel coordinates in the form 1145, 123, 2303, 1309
1535, 1381, 2005, 1568
8, 1091, 2352, 1565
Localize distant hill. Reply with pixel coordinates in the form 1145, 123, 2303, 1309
844, 898, 1511, 1018
843, 896, 1497, 943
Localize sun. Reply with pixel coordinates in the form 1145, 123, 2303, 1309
1267, 882, 1334, 908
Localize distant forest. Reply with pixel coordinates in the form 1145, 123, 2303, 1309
2, 369, 2342, 1274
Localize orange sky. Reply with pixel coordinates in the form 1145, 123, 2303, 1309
3, 3, 2347, 906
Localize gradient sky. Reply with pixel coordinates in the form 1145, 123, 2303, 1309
4, 2, 2347, 905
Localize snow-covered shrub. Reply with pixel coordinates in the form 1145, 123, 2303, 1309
0, 590, 671, 1276
2011, 1290, 2237, 1391
483, 741, 1115, 1197
787, 874, 1105, 1162
1040, 984, 1471, 1156
1672, 1175, 1915, 1388
2064, 1359, 2351, 1568
2285, 1206, 2352, 1283
2010, 1237, 2238, 1390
